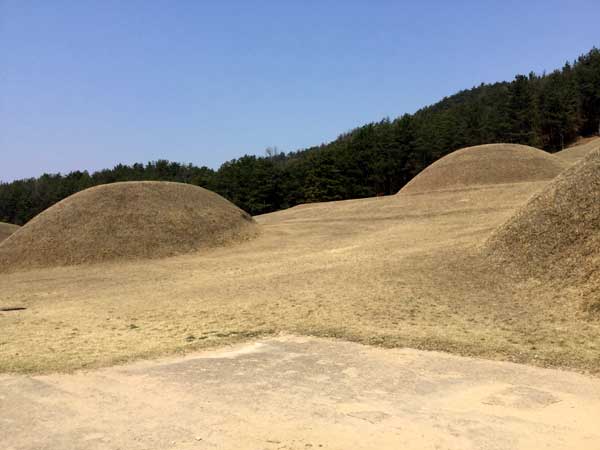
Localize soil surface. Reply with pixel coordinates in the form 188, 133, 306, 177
1, 336, 599, 450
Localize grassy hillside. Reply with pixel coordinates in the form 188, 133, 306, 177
0, 222, 19, 242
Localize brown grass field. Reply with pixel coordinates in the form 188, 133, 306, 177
0, 221, 19, 243
485, 146, 600, 313
0, 181, 258, 271
1, 165, 599, 374
556, 136, 600, 164
400, 143, 568, 193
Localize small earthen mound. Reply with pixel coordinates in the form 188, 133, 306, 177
484, 147, 600, 312
0, 222, 19, 243
0, 182, 258, 271
399, 144, 568, 194
555, 136, 600, 165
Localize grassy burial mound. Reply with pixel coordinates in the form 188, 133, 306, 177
484, 147, 600, 312
555, 136, 600, 165
399, 143, 568, 194
0, 181, 258, 271
0, 222, 19, 243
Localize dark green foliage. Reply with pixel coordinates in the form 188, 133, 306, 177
212, 155, 284, 215
537, 66, 582, 150
507, 74, 540, 146
575, 48, 600, 135
1, 48, 599, 224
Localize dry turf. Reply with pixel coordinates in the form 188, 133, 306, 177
0, 181, 258, 271
485, 146, 600, 312
1, 177, 599, 375
400, 143, 568, 193
556, 136, 600, 164
0, 222, 19, 243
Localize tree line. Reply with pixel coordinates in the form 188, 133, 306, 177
2, 48, 599, 225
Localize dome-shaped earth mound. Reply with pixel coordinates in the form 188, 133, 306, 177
484, 147, 600, 311
0, 222, 19, 243
555, 137, 600, 165
399, 143, 568, 194
0, 181, 258, 271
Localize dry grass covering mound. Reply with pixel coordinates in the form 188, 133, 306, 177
0, 222, 19, 243
484, 147, 600, 313
555, 136, 600, 165
0, 181, 258, 271
400, 143, 568, 194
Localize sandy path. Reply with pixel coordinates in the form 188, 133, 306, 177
2, 336, 599, 450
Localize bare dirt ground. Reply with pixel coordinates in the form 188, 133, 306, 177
2, 336, 599, 450
1, 180, 599, 374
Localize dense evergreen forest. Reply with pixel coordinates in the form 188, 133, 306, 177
2, 48, 599, 225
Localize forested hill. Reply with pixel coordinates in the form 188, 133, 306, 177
2, 48, 599, 225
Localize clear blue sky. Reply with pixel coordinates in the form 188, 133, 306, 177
1, 0, 598, 182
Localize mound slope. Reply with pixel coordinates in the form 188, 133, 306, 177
0, 182, 258, 271
484, 147, 600, 311
555, 137, 600, 165
399, 143, 568, 194
0, 222, 19, 243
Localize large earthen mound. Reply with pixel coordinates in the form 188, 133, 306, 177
399, 143, 568, 194
484, 147, 600, 312
0, 222, 19, 243
555, 136, 600, 165
0, 181, 258, 271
